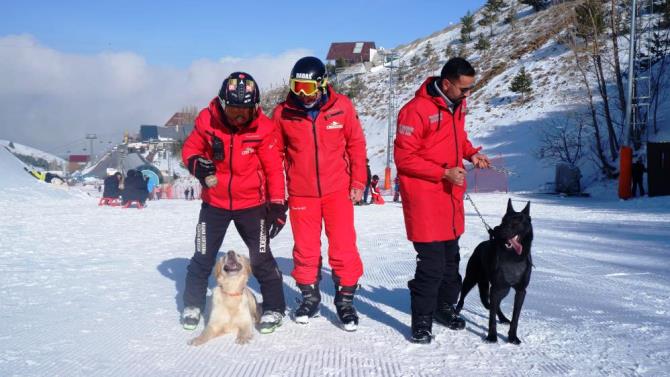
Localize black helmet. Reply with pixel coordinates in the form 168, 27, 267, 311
218, 72, 260, 108
290, 56, 327, 83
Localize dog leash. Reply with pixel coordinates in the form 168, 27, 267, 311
466, 165, 517, 176
465, 192, 494, 238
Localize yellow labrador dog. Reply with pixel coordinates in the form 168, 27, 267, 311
189, 250, 259, 346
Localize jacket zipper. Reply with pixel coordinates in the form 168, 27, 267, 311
311, 118, 323, 197
228, 134, 234, 210
450, 105, 461, 238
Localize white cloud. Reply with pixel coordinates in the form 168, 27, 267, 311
0, 34, 310, 154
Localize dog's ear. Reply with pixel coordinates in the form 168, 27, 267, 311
521, 201, 530, 216
506, 198, 514, 214
214, 257, 223, 280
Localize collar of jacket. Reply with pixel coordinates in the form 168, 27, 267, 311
419, 76, 466, 118
207, 97, 262, 133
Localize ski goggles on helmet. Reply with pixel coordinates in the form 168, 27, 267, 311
289, 78, 327, 96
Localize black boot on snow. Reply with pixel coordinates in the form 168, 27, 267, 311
335, 285, 359, 332
410, 314, 433, 344
434, 302, 466, 330
294, 283, 321, 324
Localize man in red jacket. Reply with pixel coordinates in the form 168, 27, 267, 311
181, 72, 288, 334
394, 58, 490, 344
273, 56, 367, 331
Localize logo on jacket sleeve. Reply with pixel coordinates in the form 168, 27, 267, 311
326, 121, 343, 130
241, 147, 255, 156
398, 124, 414, 136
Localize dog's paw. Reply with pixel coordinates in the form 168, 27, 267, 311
235, 335, 252, 345
484, 334, 498, 343
507, 335, 522, 345
188, 337, 205, 346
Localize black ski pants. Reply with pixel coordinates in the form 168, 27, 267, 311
408, 239, 462, 316
183, 203, 285, 313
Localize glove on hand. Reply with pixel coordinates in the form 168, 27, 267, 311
188, 156, 216, 187
266, 202, 288, 239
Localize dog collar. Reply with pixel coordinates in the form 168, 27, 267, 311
221, 289, 243, 297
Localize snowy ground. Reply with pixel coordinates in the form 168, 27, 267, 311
1, 179, 669, 377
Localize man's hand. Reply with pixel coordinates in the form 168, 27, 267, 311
470, 153, 490, 169
188, 156, 216, 187
266, 202, 288, 239
443, 167, 466, 186
350, 187, 363, 202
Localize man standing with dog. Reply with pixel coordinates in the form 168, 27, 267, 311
181, 72, 288, 334
394, 57, 490, 344
273, 56, 367, 331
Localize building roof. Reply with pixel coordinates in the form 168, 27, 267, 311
69, 155, 90, 163
165, 112, 195, 128
326, 42, 376, 63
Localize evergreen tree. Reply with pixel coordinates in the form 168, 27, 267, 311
410, 55, 421, 67
574, 0, 605, 42
444, 44, 454, 60
475, 34, 491, 50
335, 57, 349, 68
510, 66, 533, 99
520, 0, 547, 12
8, 141, 15, 148
423, 41, 436, 62
460, 11, 475, 43
479, 0, 504, 36
504, 3, 518, 31
345, 75, 366, 100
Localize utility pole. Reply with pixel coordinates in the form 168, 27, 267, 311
382, 50, 399, 190
86, 133, 97, 165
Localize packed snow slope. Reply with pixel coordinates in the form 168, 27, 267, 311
1, 145, 669, 377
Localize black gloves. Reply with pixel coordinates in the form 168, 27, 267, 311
188, 156, 216, 187
267, 202, 288, 239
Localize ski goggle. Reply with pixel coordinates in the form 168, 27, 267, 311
289, 78, 327, 96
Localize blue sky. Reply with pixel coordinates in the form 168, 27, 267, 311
1, 0, 485, 67
0, 0, 486, 153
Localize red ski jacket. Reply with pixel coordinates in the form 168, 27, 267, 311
272, 86, 367, 198
394, 77, 482, 242
182, 98, 285, 210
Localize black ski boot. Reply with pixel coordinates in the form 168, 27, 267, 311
334, 285, 359, 332
434, 302, 466, 330
410, 314, 433, 344
294, 283, 321, 324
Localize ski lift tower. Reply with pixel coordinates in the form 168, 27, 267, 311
381, 50, 399, 190
620, 0, 654, 198
85, 133, 97, 166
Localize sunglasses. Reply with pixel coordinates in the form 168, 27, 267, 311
447, 79, 476, 94
289, 78, 327, 96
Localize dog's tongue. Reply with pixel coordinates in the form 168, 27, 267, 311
509, 236, 523, 255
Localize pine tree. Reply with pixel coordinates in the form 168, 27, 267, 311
510, 66, 533, 99
460, 11, 475, 43
475, 34, 491, 50
479, 0, 504, 36
444, 44, 454, 60
423, 41, 436, 62
8, 141, 15, 148
410, 55, 421, 67
504, 3, 518, 31
520, 0, 547, 12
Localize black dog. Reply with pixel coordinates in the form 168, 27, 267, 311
456, 199, 533, 345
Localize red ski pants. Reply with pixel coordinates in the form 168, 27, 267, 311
289, 190, 363, 286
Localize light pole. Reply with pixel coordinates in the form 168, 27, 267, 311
382, 50, 399, 190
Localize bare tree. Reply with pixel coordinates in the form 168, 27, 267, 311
535, 116, 585, 166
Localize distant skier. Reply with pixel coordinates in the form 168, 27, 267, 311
393, 175, 401, 202
632, 157, 646, 197
189, 186, 195, 200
